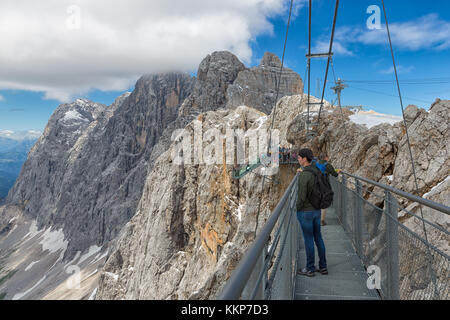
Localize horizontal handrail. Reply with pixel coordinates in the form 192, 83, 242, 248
342, 171, 450, 216
344, 178, 450, 235
337, 177, 450, 260
218, 173, 299, 300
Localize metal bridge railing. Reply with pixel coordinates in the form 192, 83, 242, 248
332, 172, 450, 300
219, 170, 449, 300
218, 173, 300, 300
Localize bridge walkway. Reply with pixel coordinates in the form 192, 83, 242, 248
295, 207, 380, 300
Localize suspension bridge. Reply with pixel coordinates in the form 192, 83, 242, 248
219, 0, 450, 300
219, 172, 450, 300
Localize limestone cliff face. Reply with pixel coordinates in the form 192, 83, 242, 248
286, 98, 449, 198
0, 73, 194, 300
95, 53, 305, 300
1, 47, 447, 301
96, 105, 298, 300
226, 52, 304, 114
5, 73, 195, 259
150, 51, 246, 168
5, 98, 109, 226
151, 51, 303, 167
177, 51, 246, 118
0, 51, 302, 300
393, 100, 449, 195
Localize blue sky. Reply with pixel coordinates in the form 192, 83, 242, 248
251, 0, 450, 115
1, 0, 449, 131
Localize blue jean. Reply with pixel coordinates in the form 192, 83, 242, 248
297, 210, 327, 272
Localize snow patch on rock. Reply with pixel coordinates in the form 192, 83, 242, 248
63, 110, 88, 123
24, 260, 40, 272
423, 176, 450, 199
88, 287, 98, 300
349, 110, 402, 129
39, 227, 68, 254
78, 245, 102, 265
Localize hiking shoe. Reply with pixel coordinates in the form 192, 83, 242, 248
316, 267, 328, 275
297, 268, 315, 277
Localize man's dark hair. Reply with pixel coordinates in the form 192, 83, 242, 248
297, 148, 314, 162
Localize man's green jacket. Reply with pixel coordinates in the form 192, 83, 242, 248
296, 164, 320, 212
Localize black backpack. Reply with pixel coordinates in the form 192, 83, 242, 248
304, 166, 334, 209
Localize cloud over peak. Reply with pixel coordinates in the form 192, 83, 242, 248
0, 0, 303, 102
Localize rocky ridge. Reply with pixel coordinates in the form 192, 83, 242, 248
97, 97, 449, 300
0, 51, 302, 300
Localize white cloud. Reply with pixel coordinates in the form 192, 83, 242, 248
312, 40, 354, 56
379, 65, 415, 75
0, 94, 4, 101
0, 0, 306, 102
317, 14, 450, 56
0, 129, 42, 140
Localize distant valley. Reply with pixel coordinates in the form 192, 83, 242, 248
0, 131, 40, 202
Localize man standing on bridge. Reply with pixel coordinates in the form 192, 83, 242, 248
296, 148, 328, 277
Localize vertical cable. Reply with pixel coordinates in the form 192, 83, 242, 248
256, 0, 294, 240
307, 0, 312, 134
317, 0, 340, 128
381, 0, 439, 299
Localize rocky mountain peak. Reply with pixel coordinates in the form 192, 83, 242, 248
178, 51, 246, 118
259, 52, 282, 68
226, 52, 303, 114
0, 51, 308, 300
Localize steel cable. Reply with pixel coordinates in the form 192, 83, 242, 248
381, 0, 440, 298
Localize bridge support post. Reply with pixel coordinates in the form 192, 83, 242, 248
242, 245, 266, 299
262, 243, 268, 299
385, 190, 400, 300
289, 184, 297, 299
355, 179, 364, 258
333, 177, 340, 220
341, 175, 348, 231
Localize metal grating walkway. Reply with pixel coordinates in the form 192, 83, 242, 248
294, 208, 381, 300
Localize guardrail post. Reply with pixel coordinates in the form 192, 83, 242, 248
341, 175, 348, 231
262, 243, 268, 299
332, 177, 339, 218
242, 245, 265, 299
385, 190, 400, 300
291, 181, 299, 299
355, 179, 364, 258
288, 187, 299, 300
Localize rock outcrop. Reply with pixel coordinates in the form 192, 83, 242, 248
226, 52, 303, 114
0, 50, 303, 300
0, 73, 195, 300
178, 51, 246, 118
393, 99, 449, 195
150, 51, 245, 167
286, 97, 449, 299
150, 51, 303, 169
96, 105, 297, 300
1, 47, 447, 300
6, 74, 195, 259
